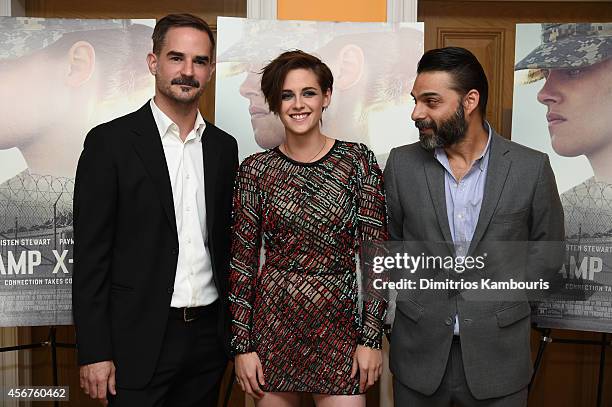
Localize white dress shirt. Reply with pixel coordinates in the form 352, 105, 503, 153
150, 99, 218, 308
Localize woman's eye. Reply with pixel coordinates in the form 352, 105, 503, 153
303, 90, 317, 97
281, 92, 293, 101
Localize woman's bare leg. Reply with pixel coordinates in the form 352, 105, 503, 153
255, 391, 301, 407
313, 394, 366, 407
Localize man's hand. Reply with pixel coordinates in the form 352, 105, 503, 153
234, 352, 265, 400
351, 345, 383, 393
79, 360, 116, 405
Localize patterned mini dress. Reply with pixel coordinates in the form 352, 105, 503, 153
229, 140, 387, 394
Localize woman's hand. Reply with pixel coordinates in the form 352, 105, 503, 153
351, 345, 383, 393
234, 352, 265, 399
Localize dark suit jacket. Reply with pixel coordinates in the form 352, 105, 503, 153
385, 132, 564, 399
72, 102, 238, 389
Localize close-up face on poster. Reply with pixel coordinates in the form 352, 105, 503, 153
214, 17, 424, 168
0, 17, 154, 326
513, 22, 612, 332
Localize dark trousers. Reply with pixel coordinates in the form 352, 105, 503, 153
393, 338, 527, 407
110, 301, 228, 407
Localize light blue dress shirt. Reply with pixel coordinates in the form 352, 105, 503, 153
434, 123, 492, 335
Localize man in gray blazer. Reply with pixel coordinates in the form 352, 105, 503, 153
385, 47, 564, 406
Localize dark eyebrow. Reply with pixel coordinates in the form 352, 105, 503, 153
166, 51, 184, 58
166, 51, 210, 64
421, 92, 441, 98
281, 87, 317, 93
194, 55, 210, 64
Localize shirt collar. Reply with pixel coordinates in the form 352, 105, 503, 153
150, 98, 206, 142
434, 121, 492, 172
477, 122, 493, 171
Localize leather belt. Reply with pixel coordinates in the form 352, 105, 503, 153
169, 303, 214, 323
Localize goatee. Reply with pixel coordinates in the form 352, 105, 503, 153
415, 104, 467, 150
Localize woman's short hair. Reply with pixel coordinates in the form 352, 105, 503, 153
260, 50, 333, 115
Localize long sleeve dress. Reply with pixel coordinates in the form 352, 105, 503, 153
229, 140, 387, 394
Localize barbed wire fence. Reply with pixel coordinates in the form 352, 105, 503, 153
534, 179, 612, 319
563, 179, 612, 283
0, 172, 74, 271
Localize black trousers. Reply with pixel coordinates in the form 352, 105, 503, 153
110, 301, 228, 407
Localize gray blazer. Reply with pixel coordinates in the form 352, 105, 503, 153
384, 132, 564, 399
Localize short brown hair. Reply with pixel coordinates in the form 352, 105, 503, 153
152, 13, 215, 56
260, 50, 333, 115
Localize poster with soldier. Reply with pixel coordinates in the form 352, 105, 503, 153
512, 23, 612, 332
0, 17, 154, 326
214, 17, 424, 169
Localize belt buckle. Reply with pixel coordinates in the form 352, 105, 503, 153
183, 307, 196, 323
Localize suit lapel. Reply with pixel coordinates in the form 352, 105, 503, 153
202, 121, 218, 231
423, 155, 454, 251
129, 103, 178, 236
468, 133, 511, 255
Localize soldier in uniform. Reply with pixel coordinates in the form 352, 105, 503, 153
0, 18, 153, 233
515, 23, 611, 328
0, 18, 152, 326
217, 20, 423, 167
515, 23, 611, 242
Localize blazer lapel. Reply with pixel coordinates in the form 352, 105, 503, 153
129, 103, 177, 236
202, 121, 218, 231
468, 133, 511, 255
423, 155, 454, 252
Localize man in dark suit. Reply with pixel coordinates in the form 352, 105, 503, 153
73, 14, 237, 406
385, 47, 564, 406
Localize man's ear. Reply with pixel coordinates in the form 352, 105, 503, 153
65, 41, 96, 87
147, 52, 158, 76
463, 89, 480, 117
335, 44, 364, 91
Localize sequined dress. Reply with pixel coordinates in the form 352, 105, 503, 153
229, 140, 387, 394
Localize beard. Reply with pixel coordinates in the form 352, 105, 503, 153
415, 104, 467, 150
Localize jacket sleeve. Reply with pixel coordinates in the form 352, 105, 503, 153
527, 153, 565, 297
72, 127, 117, 366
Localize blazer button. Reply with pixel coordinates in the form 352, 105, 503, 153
167, 287, 174, 294
172, 248, 179, 255
463, 318, 473, 326
445, 317, 454, 326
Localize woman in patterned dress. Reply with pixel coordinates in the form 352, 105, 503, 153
229, 50, 388, 406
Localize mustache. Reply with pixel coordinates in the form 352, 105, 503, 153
415, 119, 436, 131
171, 76, 200, 88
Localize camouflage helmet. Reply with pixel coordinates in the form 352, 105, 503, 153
515, 23, 611, 71
0, 16, 132, 60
